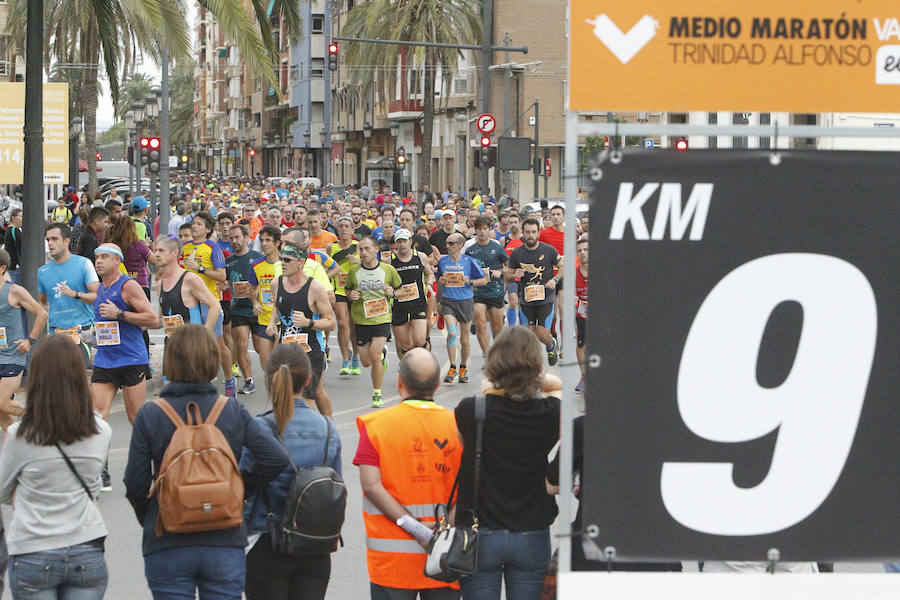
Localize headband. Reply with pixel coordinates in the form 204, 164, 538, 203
94, 246, 124, 260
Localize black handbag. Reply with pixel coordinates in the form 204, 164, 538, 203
424, 395, 486, 582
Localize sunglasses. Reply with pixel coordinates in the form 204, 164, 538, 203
280, 256, 301, 263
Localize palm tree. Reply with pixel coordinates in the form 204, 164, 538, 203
169, 58, 197, 148
342, 0, 481, 189
115, 72, 154, 120
6, 0, 301, 194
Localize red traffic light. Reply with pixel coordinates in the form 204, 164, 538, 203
96, 152, 102, 160
140, 137, 150, 147
675, 138, 688, 151
149, 137, 161, 149
249, 149, 256, 157
480, 135, 491, 148
328, 43, 338, 54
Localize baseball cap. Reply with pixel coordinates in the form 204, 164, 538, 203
443, 209, 456, 218
434, 209, 444, 219
394, 228, 412, 240
131, 196, 149, 211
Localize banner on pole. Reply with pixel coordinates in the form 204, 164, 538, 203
0, 83, 69, 185
570, 1, 900, 112
585, 151, 899, 561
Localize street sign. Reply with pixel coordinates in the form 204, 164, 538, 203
570, 1, 900, 112
544, 157, 552, 177
476, 114, 496, 134
643, 138, 654, 148
585, 151, 899, 561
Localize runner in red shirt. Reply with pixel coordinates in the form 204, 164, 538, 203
538, 205, 565, 340
575, 236, 589, 392
503, 213, 524, 326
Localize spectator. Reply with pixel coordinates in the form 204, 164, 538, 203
124, 324, 288, 598
168, 201, 189, 238
242, 343, 342, 600
104, 198, 123, 222
454, 326, 560, 600
76, 207, 110, 263
3, 208, 22, 284
0, 335, 112, 599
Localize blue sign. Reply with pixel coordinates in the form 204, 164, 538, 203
643, 138, 654, 149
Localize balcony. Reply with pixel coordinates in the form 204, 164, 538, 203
387, 98, 423, 121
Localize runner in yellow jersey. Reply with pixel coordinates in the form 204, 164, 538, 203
328, 216, 361, 375
249, 224, 282, 372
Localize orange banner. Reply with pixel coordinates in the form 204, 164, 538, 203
570, 0, 900, 112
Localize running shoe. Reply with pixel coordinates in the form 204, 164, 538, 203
458, 366, 469, 383
547, 343, 559, 366
351, 356, 361, 375
101, 464, 112, 493
381, 348, 389, 372
239, 379, 256, 395
231, 363, 241, 378
371, 390, 384, 408
340, 360, 351, 375
575, 376, 585, 393
225, 377, 237, 399
325, 345, 331, 362
444, 367, 457, 383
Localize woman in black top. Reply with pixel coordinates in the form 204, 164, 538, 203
3, 208, 21, 284
454, 326, 559, 600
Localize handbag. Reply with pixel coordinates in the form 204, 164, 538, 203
425, 394, 486, 582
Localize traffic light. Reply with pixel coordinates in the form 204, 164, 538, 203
127, 146, 134, 165
328, 43, 338, 71
181, 154, 189, 166
480, 135, 492, 168
249, 148, 256, 158
148, 137, 161, 173
140, 137, 150, 170
675, 138, 688, 151
96, 152, 102, 160
396, 146, 406, 168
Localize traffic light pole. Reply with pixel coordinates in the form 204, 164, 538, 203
21, 0, 43, 300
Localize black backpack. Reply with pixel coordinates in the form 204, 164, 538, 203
262, 415, 346, 556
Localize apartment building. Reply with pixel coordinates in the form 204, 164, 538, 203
0, 0, 22, 82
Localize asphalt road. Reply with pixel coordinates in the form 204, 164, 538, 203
0, 326, 884, 599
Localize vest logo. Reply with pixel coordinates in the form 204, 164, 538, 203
587, 15, 659, 64
433, 438, 449, 449
412, 438, 423, 453
609, 182, 713, 241
434, 462, 451, 474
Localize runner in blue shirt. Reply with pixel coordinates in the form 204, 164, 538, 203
435, 233, 487, 384
465, 216, 509, 357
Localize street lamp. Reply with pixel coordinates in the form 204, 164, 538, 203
69, 117, 83, 190
286, 133, 293, 174
124, 111, 134, 131
363, 122, 373, 139
303, 130, 311, 176
390, 120, 399, 139
132, 102, 145, 125
145, 94, 159, 120
274, 135, 281, 176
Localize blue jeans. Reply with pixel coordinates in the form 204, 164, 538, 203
458, 528, 550, 600
9, 542, 107, 600
144, 545, 244, 600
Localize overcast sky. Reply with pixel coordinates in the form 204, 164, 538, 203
96, 4, 195, 132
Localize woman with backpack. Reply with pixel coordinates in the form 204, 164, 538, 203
241, 343, 343, 600
124, 324, 288, 599
0, 335, 112, 599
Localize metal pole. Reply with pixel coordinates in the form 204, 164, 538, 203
557, 109, 579, 575
543, 147, 549, 198
533, 99, 539, 200
159, 47, 171, 239
128, 131, 134, 195
22, 0, 44, 300
333, 36, 526, 54
480, 0, 493, 197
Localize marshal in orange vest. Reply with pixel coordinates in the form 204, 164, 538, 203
357, 401, 461, 590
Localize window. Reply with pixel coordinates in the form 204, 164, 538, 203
707, 112, 717, 149
0, 35, 8, 76
732, 112, 749, 149
759, 112, 771, 149
311, 15, 324, 34
311, 58, 324, 78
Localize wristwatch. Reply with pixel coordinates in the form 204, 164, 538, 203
198, 265, 206, 274
75, 291, 80, 300
26, 337, 35, 345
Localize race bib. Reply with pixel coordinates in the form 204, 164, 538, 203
0, 327, 7, 349
380, 251, 393, 264
163, 314, 185, 335
396, 283, 420, 302
57, 325, 82, 345
577, 299, 588, 318
260, 286, 273, 306
363, 297, 390, 319
524, 284, 546, 303
443, 271, 465, 287
233, 281, 253, 299
96, 321, 121, 346
337, 272, 348, 289
282, 332, 311, 352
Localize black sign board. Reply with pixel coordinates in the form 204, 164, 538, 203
584, 151, 899, 561
498, 137, 534, 170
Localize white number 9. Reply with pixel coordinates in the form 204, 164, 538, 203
660, 253, 877, 535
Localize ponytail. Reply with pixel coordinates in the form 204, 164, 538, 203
271, 364, 295, 433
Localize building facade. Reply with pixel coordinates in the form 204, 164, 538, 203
0, 1, 22, 82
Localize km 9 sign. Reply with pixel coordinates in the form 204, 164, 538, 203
584, 151, 899, 561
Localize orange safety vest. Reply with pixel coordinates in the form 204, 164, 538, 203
357, 401, 461, 590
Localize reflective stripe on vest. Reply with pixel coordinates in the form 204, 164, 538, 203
362, 498, 438, 520
366, 537, 426, 554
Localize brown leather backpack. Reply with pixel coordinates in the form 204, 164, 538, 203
147, 397, 244, 536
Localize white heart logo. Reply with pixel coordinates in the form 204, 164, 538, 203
586, 15, 659, 64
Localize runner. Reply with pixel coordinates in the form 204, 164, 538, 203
503, 212, 524, 327
38, 223, 99, 369
575, 235, 589, 392
390, 229, 433, 358
508, 217, 563, 366
0, 249, 47, 430
539, 204, 565, 343
308, 208, 338, 254
249, 224, 283, 374
328, 216, 361, 375
214, 212, 238, 379
345, 236, 402, 407
266, 242, 336, 415
155, 235, 222, 337
465, 216, 509, 356
183, 212, 236, 397
435, 233, 487, 384
226, 223, 264, 394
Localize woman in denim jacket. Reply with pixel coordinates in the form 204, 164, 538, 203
241, 343, 342, 600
